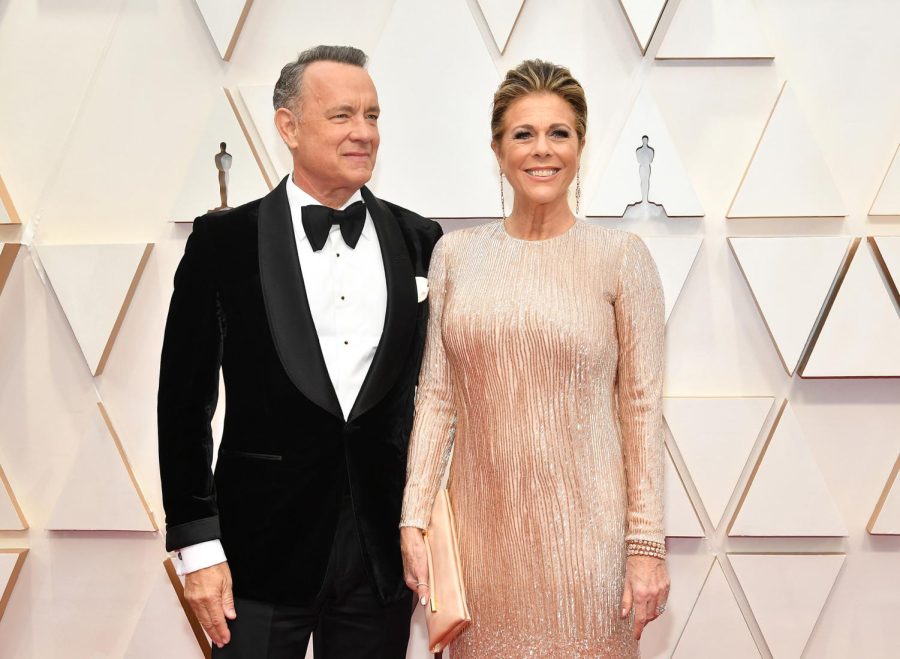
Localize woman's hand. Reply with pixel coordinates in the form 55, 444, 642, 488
620, 555, 670, 640
400, 526, 430, 607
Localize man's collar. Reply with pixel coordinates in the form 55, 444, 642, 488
286, 175, 370, 243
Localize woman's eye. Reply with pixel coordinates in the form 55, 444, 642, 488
552, 129, 570, 138
513, 131, 531, 140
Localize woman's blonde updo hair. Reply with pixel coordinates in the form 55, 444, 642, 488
491, 59, 587, 144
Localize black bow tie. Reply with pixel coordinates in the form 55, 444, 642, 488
301, 201, 366, 252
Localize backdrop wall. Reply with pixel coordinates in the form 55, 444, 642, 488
0, 0, 898, 657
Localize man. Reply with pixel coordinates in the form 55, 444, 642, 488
158, 45, 442, 658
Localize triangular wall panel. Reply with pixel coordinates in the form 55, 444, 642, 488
0, 464, 27, 530
643, 237, 702, 323
730, 553, 845, 658
0, 174, 21, 224
801, 240, 900, 377
124, 559, 210, 659
36, 243, 152, 376
475, 0, 525, 53
656, 0, 774, 60
870, 144, 900, 216
664, 443, 704, 537
0, 549, 28, 623
192, 0, 253, 61
235, 85, 291, 184
47, 402, 157, 531
618, 0, 669, 54
642, 553, 714, 658
728, 82, 845, 218
172, 91, 270, 223
870, 236, 900, 304
0, 242, 22, 297
588, 88, 704, 218
664, 397, 773, 528
672, 558, 760, 658
730, 402, 846, 537
868, 454, 900, 535
728, 236, 852, 375
368, 0, 500, 217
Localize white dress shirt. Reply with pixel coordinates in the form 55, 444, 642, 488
173, 177, 387, 575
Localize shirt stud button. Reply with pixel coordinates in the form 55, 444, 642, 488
344, 340, 349, 345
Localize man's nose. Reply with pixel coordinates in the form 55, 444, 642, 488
349, 116, 377, 143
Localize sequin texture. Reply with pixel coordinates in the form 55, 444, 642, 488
401, 221, 666, 658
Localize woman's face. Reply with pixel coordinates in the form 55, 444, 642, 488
493, 92, 583, 211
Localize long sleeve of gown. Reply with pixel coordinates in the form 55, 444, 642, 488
614, 233, 666, 556
400, 239, 457, 530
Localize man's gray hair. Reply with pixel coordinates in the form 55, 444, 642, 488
272, 45, 368, 112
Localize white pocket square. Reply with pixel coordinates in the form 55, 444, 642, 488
415, 276, 429, 302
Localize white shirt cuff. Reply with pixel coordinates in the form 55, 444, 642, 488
172, 540, 227, 575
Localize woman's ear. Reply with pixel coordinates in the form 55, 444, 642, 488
491, 140, 502, 171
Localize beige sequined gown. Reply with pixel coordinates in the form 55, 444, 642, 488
401, 220, 666, 658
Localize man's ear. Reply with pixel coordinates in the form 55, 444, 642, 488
275, 107, 299, 149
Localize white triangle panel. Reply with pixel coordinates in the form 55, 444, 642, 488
729, 83, 845, 218
47, 403, 157, 531
368, 0, 500, 217
588, 89, 704, 218
656, 0, 774, 60
664, 444, 704, 537
728, 237, 851, 375
0, 175, 21, 224
643, 237, 702, 322
125, 560, 209, 658
475, 0, 524, 53
802, 240, 900, 377
0, 549, 27, 622
0, 242, 22, 297
870, 145, 900, 216
672, 558, 760, 658
618, 0, 669, 54
871, 236, 900, 299
0, 464, 27, 530
236, 84, 292, 185
36, 243, 152, 376
730, 553, 844, 659
193, 0, 253, 61
730, 403, 846, 537
642, 553, 714, 658
664, 397, 773, 528
172, 91, 270, 223
868, 455, 900, 535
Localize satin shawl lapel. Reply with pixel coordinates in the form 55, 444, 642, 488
258, 177, 343, 420
349, 187, 417, 422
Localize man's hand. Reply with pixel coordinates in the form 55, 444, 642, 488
184, 562, 237, 648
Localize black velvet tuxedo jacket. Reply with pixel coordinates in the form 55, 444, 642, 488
158, 178, 442, 606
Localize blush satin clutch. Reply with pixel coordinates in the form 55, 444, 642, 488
423, 489, 472, 653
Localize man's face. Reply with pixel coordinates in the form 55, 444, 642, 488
280, 61, 381, 194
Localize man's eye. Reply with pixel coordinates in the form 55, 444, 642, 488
367, 114, 379, 121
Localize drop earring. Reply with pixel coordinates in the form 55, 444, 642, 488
575, 167, 582, 216
499, 168, 507, 220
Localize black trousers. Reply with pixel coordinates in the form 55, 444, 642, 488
213, 494, 414, 659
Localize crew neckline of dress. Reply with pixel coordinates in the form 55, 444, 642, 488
499, 217, 581, 244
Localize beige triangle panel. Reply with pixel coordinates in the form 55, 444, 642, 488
641, 553, 714, 658
869, 236, 900, 306
618, 0, 669, 55
672, 557, 761, 658
729, 553, 845, 658
729, 400, 847, 537
36, 243, 153, 376
475, 0, 525, 53
367, 0, 500, 218
172, 90, 271, 223
0, 549, 28, 623
656, 0, 774, 60
0, 463, 27, 530
801, 239, 900, 378
0, 242, 22, 297
728, 82, 845, 218
47, 402, 157, 532
643, 237, 703, 323
0, 174, 21, 224
869, 144, 900, 216
868, 454, 900, 535
664, 442, 705, 537
192, 0, 253, 61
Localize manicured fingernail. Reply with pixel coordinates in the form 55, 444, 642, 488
420, 596, 428, 606
621, 608, 627, 618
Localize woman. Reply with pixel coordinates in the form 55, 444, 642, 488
400, 60, 669, 658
